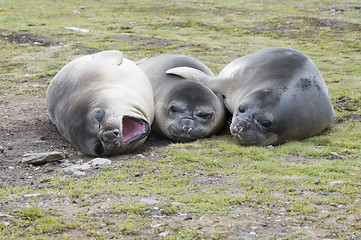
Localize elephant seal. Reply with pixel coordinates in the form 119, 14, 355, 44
46, 50, 154, 156
137, 55, 226, 141
166, 47, 335, 145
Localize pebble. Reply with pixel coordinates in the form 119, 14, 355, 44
185, 213, 193, 220
140, 198, 159, 204
64, 27, 90, 33
267, 145, 274, 150
22, 151, 66, 164
72, 9, 81, 14
330, 152, 345, 159
63, 158, 111, 175
80, 6, 86, 10
90, 158, 111, 166
329, 180, 344, 185
0, 213, 14, 218
314, 178, 321, 185
23, 193, 41, 198
158, 231, 169, 237
0, 146, 4, 153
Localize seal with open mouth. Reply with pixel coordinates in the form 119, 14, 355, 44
46, 50, 154, 156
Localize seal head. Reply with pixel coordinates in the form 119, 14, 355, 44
138, 55, 226, 142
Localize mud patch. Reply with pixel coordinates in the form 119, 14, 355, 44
249, 16, 360, 39
334, 96, 360, 112
320, 6, 361, 12
114, 35, 174, 47
0, 28, 61, 46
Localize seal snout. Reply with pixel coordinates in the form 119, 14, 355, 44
100, 128, 122, 145
181, 119, 195, 134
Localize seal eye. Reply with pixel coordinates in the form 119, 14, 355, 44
239, 106, 246, 113
197, 113, 213, 120
95, 110, 104, 123
260, 120, 272, 128
169, 106, 180, 114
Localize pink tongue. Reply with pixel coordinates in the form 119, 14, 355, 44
122, 118, 146, 142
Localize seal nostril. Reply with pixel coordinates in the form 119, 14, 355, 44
113, 130, 119, 136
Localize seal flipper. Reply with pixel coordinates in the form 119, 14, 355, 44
92, 50, 123, 66
166, 67, 231, 97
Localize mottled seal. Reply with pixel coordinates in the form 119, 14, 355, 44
166, 47, 335, 145
138, 55, 226, 141
46, 50, 154, 156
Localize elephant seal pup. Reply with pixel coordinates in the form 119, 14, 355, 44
166, 47, 335, 145
46, 50, 154, 156
138, 55, 226, 141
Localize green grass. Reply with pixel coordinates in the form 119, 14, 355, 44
1, 0, 360, 239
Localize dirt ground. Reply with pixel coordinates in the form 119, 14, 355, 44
0, 92, 174, 187
0, 30, 169, 188
1, 29, 360, 239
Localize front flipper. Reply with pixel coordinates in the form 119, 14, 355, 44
166, 67, 230, 97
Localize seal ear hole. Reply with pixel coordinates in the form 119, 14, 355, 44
239, 106, 246, 113
94, 143, 104, 156
260, 120, 272, 128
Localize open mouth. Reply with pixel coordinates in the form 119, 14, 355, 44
122, 116, 150, 144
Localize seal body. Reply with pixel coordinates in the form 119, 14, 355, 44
46, 50, 154, 156
138, 55, 226, 141
166, 47, 335, 145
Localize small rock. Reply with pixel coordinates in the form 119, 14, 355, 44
152, 223, 163, 228
330, 152, 345, 159
267, 145, 274, 150
134, 172, 141, 177
171, 202, 182, 206
22, 151, 66, 164
0, 146, 4, 153
140, 198, 159, 204
71, 170, 86, 176
314, 178, 321, 185
0, 213, 14, 218
7, 145, 13, 150
329, 180, 344, 185
90, 158, 111, 166
72, 9, 81, 14
185, 213, 193, 220
197, 225, 203, 230
64, 27, 90, 33
159, 231, 169, 237
23, 193, 41, 198
80, 6, 86, 10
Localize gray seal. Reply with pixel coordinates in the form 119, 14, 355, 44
138, 55, 226, 141
46, 50, 154, 156
166, 47, 335, 145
